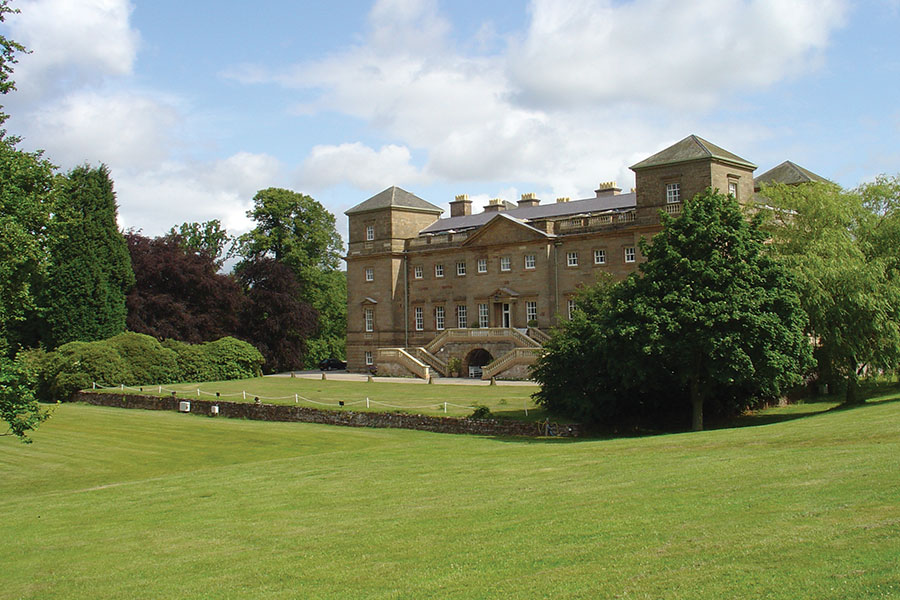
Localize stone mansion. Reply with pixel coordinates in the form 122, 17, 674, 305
343, 134, 825, 379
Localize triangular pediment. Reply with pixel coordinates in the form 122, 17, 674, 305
462, 213, 553, 247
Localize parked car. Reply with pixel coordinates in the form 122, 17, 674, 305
318, 358, 347, 371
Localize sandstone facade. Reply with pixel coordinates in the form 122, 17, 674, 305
343, 135, 763, 378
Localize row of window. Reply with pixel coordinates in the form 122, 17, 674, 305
406, 248, 636, 281
365, 300, 549, 333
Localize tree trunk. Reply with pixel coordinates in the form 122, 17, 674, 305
844, 373, 863, 405
690, 377, 703, 431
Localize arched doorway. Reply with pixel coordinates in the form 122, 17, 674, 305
464, 348, 493, 379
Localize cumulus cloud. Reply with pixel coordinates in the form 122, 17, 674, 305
227, 0, 847, 197
114, 152, 284, 237
507, 0, 848, 110
6, 0, 139, 100
298, 143, 424, 190
22, 90, 179, 170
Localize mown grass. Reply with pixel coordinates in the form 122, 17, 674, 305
2, 395, 899, 599
93, 375, 545, 420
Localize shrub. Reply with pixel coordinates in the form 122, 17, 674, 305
200, 337, 264, 381
469, 405, 492, 420
106, 332, 179, 384
162, 339, 210, 383
447, 357, 462, 377
39, 341, 133, 401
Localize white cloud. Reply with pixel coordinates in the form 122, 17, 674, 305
7, 0, 139, 100
114, 153, 284, 237
227, 0, 846, 198
507, 0, 848, 110
22, 90, 179, 170
298, 142, 424, 190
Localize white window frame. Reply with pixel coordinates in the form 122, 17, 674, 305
728, 181, 738, 199
457, 305, 467, 328
567, 299, 576, 320
594, 249, 606, 265
435, 264, 444, 278
625, 247, 636, 263
413, 265, 423, 279
478, 303, 489, 328
526, 301, 537, 323
435, 306, 445, 330
567, 251, 578, 267
365, 351, 373, 365
365, 267, 374, 282
364, 308, 374, 332
524, 254, 536, 269
500, 256, 511, 272
666, 183, 681, 204
457, 261, 466, 276
414, 306, 423, 331
477, 258, 487, 273
366, 225, 375, 241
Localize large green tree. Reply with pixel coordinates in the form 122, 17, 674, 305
236, 188, 346, 367
166, 219, 233, 268
0, 138, 54, 354
43, 165, 135, 346
759, 180, 900, 403
533, 189, 812, 431
0, 0, 52, 441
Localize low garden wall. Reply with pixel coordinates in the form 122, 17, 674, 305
71, 392, 582, 438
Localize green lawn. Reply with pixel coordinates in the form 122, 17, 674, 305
2, 397, 899, 599
93, 376, 544, 419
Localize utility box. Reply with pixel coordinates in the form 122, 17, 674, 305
178, 401, 191, 413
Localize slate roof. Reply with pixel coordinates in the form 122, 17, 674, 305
345, 186, 443, 216
630, 134, 756, 171
420, 192, 636, 234
754, 161, 829, 189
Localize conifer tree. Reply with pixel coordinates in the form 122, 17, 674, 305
43, 165, 134, 346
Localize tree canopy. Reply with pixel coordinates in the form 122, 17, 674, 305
125, 231, 244, 344
759, 179, 900, 402
166, 219, 233, 268
533, 189, 813, 431
235, 257, 318, 373
42, 164, 134, 347
236, 188, 346, 367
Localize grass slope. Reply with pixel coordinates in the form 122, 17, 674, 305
2, 398, 899, 599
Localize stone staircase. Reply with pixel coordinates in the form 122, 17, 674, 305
376, 327, 548, 380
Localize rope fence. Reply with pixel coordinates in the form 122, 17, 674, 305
87, 381, 528, 415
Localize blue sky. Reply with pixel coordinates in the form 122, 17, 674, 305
3, 0, 899, 249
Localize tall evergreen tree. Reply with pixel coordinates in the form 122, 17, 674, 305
43, 164, 134, 347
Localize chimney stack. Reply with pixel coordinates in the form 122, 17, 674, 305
449, 194, 472, 217
595, 181, 621, 197
518, 192, 540, 208
555, 197, 570, 204
483, 198, 507, 213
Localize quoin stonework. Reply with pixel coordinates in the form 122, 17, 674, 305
343, 134, 826, 380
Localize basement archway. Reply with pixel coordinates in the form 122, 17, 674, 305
463, 348, 493, 378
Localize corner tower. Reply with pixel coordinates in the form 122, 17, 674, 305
631, 135, 756, 222
344, 186, 443, 372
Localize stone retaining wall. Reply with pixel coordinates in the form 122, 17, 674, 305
71, 392, 582, 438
